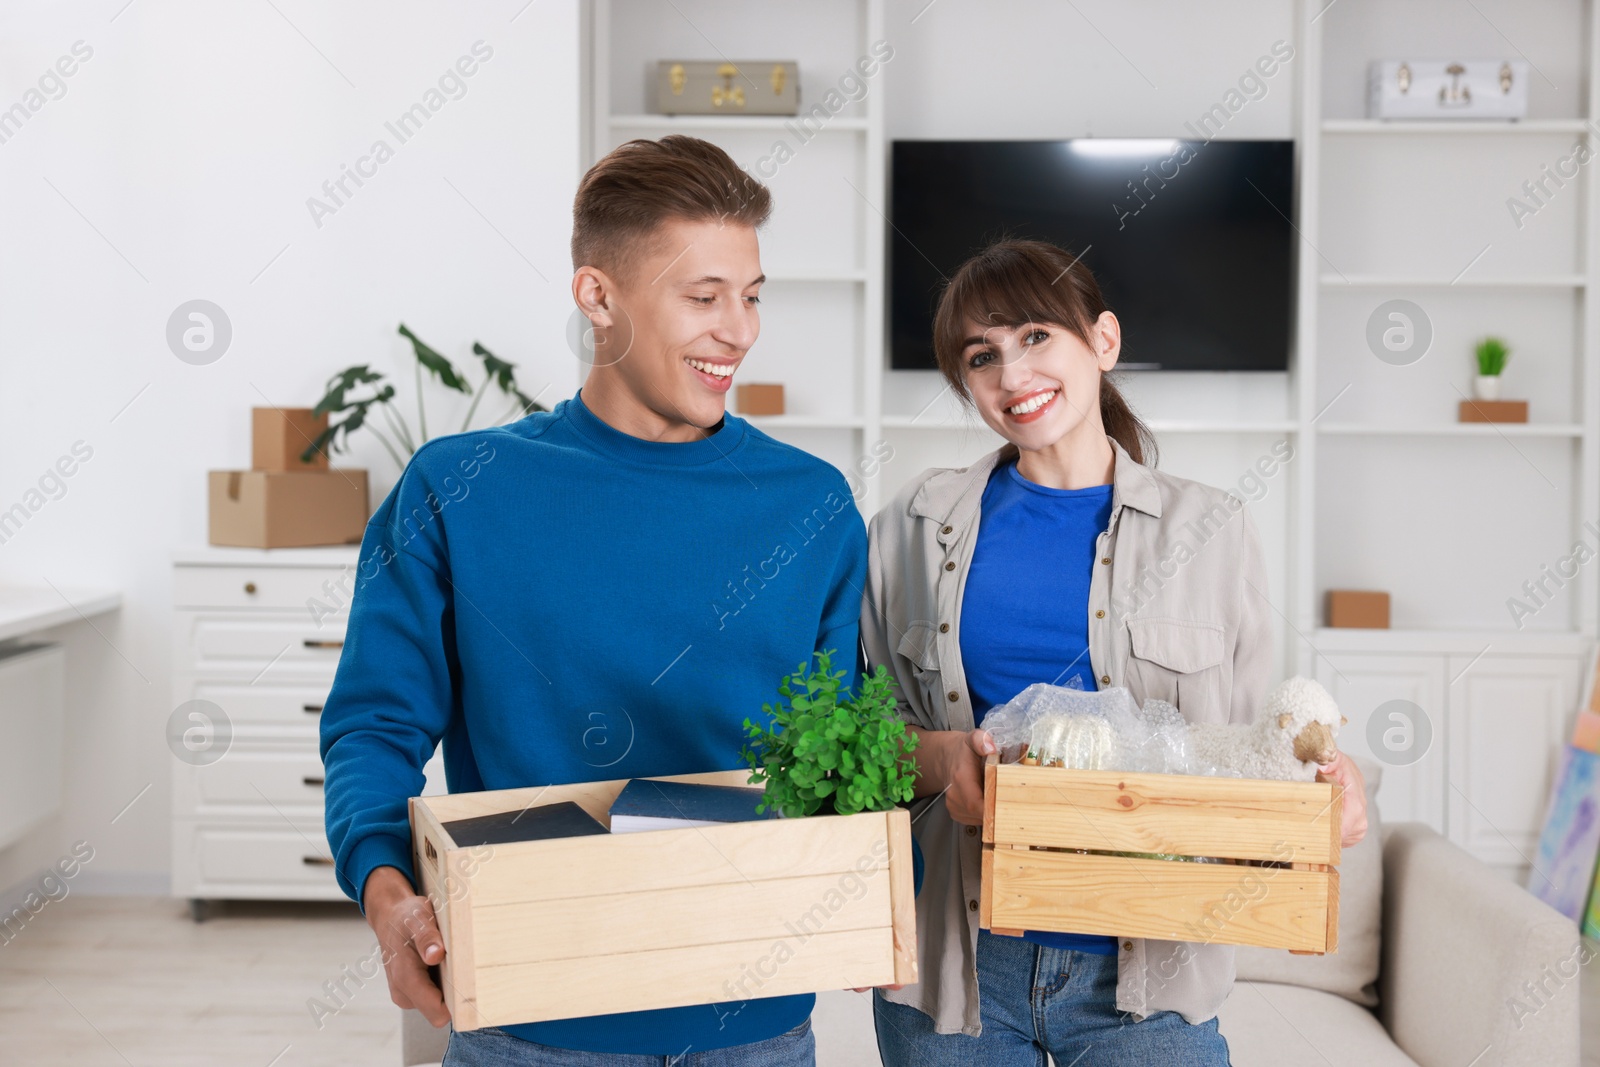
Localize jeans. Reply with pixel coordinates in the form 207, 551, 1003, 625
441, 1016, 814, 1066
873, 930, 1230, 1066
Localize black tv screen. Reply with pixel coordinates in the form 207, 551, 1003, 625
889, 139, 1295, 372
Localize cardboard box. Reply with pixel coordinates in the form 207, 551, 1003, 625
252, 407, 330, 471
735, 383, 785, 416
1325, 590, 1390, 629
980, 754, 1341, 953
1458, 399, 1529, 423
208, 469, 368, 548
409, 769, 917, 1030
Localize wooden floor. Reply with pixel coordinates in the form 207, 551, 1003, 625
0, 894, 1595, 1065
0, 896, 401, 1067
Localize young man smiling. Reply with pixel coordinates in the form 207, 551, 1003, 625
320, 136, 868, 1064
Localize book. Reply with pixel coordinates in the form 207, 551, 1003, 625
1527, 745, 1600, 923
441, 800, 608, 847
607, 779, 777, 834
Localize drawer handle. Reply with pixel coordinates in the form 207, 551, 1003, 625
302, 639, 344, 650
244, 582, 258, 595
303, 703, 324, 714
303, 775, 325, 787
302, 855, 335, 867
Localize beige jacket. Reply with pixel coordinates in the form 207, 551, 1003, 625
861, 435, 1274, 1035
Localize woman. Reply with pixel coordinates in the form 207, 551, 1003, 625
862, 240, 1367, 1065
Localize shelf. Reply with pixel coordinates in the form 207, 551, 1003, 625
1311, 627, 1590, 655
879, 415, 994, 431
609, 114, 868, 132
1317, 422, 1582, 438
1321, 275, 1587, 288
740, 415, 865, 430
1321, 119, 1592, 135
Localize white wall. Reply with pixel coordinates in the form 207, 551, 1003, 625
0, 1, 580, 895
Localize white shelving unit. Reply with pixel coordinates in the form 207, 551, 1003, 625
1297, 0, 1598, 873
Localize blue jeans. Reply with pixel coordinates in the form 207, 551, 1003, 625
873, 930, 1230, 1066
441, 1017, 813, 1066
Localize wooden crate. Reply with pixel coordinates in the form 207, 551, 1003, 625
409, 769, 917, 1030
980, 754, 1342, 954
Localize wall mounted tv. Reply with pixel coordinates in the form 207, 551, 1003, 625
888, 139, 1295, 372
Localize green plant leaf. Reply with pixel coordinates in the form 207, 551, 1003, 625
398, 323, 471, 394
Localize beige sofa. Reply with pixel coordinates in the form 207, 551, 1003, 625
402, 764, 1580, 1066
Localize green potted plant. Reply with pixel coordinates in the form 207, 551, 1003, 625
1474, 336, 1510, 400
741, 649, 919, 818
300, 323, 548, 467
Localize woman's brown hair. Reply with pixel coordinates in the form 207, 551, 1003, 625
931, 239, 1157, 467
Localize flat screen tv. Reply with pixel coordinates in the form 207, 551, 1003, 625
888, 139, 1295, 372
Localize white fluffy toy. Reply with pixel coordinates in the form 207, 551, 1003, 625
1187, 676, 1347, 782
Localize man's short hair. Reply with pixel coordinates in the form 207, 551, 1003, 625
571, 135, 772, 281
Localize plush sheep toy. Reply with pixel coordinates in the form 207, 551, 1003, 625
1186, 676, 1348, 782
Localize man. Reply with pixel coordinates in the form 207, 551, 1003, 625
320, 135, 866, 1064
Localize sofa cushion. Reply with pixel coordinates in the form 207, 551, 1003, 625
1218, 980, 1418, 1066
1234, 755, 1382, 1007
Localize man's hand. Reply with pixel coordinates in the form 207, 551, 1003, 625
363, 865, 451, 1027
1316, 751, 1369, 848
910, 726, 994, 825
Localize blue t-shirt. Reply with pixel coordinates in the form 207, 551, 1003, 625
960, 459, 1117, 955
320, 392, 867, 1053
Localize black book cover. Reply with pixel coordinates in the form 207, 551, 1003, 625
441, 800, 608, 847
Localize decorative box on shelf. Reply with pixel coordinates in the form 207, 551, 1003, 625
409, 769, 917, 1030
1367, 59, 1529, 120
736, 383, 786, 416
980, 754, 1342, 954
656, 60, 800, 116
1458, 399, 1529, 423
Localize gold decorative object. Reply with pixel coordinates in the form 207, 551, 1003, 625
655, 60, 800, 116
710, 63, 746, 109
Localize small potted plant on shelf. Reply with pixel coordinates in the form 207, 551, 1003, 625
1474, 336, 1510, 400
741, 649, 919, 817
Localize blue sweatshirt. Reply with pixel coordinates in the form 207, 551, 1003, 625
319, 392, 867, 1054
960, 459, 1118, 955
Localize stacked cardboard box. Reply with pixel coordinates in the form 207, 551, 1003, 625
208, 408, 369, 548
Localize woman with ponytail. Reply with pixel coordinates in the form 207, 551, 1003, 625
861, 240, 1366, 1064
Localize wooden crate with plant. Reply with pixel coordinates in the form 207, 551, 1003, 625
408, 651, 918, 1030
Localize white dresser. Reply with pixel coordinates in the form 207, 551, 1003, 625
171, 546, 443, 920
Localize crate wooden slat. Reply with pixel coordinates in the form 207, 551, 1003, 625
988, 849, 1339, 951
409, 769, 917, 1030
980, 754, 1342, 954
986, 764, 1341, 865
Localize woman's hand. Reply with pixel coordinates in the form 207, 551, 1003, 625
1316, 751, 1369, 848
908, 726, 995, 825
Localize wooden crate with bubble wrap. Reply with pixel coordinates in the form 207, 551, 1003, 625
979, 753, 1342, 954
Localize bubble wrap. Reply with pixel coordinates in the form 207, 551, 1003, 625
982, 682, 1225, 777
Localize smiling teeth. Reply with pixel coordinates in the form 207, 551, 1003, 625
1007, 390, 1057, 415
687, 359, 735, 378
